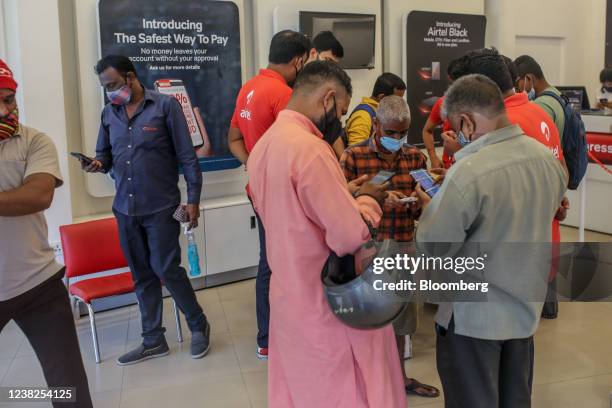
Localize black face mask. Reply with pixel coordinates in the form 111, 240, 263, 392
315, 96, 342, 145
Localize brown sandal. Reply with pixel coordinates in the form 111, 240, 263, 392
405, 378, 440, 398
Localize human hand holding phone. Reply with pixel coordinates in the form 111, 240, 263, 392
348, 174, 371, 196
441, 131, 462, 156
71, 152, 103, 173
385, 191, 408, 209
356, 181, 389, 207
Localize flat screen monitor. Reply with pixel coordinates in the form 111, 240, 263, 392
299, 11, 376, 69
556, 86, 591, 112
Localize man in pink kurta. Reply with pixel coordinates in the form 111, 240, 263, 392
247, 61, 406, 407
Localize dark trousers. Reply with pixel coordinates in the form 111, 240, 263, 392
436, 320, 535, 408
114, 207, 207, 346
0, 271, 93, 408
254, 209, 271, 348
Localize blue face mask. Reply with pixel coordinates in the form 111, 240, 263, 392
380, 136, 408, 152
457, 131, 470, 147
525, 76, 536, 101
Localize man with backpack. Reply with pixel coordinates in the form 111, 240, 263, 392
344, 73, 406, 147
514, 54, 589, 319
514, 56, 565, 139
514, 55, 588, 191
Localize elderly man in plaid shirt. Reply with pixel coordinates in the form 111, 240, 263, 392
340, 95, 440, 399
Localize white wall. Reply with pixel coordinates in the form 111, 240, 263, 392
1, 0, 73, 243
383, 0, 485, 75
253, 0, 383, 111
485, 0, 606, 103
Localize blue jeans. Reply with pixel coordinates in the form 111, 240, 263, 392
114, 207, 207, 346
254, 210, 271, 348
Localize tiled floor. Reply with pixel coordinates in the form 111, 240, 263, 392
0, 226, 611, 408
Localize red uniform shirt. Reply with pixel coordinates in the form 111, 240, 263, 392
505, 92, 564, 250
428, 97, 453, 132
230, 69, 292, 153
505, 92, 563, 161
429, 97, 454, 168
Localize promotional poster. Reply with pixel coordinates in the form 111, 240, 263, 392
404, 11, 486, 146
98, 0, 242, 170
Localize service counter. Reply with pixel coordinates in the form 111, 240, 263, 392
563, 113, 612, 235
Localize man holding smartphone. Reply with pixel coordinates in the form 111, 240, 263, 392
341, 96, 440, 399
83, 55, 209, 365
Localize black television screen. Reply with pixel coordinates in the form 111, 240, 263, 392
299, 11, 376, 69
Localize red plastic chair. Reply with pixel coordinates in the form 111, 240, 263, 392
60, 217, 183, 363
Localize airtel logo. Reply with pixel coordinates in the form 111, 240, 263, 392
240, 109, 252, 120
541, 121, 551, 142
246, 90, 255, 105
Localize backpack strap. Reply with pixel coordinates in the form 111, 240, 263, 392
351, 103, 377, 119
540, 90, 569, 108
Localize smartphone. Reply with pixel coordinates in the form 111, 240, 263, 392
70, 152, 93, 165
154, 79, 204, 148
410, 169, 440, 197
371, 170, 395, 185
400, 197, 418, 205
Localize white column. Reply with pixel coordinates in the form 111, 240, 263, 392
2, 0, 73, 243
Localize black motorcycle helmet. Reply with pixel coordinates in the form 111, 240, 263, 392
321, 239, 410, 330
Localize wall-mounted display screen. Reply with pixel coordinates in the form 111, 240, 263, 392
299, 11, 376, 69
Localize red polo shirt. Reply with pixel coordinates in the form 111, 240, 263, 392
230, 69, 292, 153
505, 92, 564, 161
505, 92, 564, 253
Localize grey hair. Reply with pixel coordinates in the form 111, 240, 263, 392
376, 95, 411, 125
442, 74, 505, 120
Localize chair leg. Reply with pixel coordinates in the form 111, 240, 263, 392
173, 300, 183, 343
86, 303, 101, 364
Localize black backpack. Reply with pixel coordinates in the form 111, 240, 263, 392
541, 91, 588, 190
341, 103, 377, 147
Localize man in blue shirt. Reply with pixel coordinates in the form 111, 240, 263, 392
83, 55, 209, 365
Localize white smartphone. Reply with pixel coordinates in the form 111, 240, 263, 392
400, 197, 418, 204
154, 79, 204, 147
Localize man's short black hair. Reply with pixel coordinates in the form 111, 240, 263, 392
514, 55, 545, 80
269, 30, 311, 64
443, 74, 506, 120
447, 57, 464, 81
293, 60, 352, 96
95, 55, 137, 78
502, 55, 519, 85
372, 73, 406, 98
312, 31, 344, 59
600, 67, 612, 83
452, 48, 514, 93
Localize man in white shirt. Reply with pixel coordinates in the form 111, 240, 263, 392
0, 59, 92, 407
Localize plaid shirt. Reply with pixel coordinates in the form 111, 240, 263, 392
340, 137, 427, 242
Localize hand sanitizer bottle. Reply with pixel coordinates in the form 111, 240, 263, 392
184, 225, 201, 276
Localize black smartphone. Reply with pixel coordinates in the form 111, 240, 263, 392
70, 152, 93, 165
371, 170, 395, 185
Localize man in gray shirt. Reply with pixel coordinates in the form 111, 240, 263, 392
0, 59, 92, 407
416, 74, 567, 408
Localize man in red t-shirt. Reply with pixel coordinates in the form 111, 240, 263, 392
421, 58, 463, 169
228, 30, 310, 360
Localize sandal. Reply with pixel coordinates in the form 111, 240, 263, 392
405, 378, 440, 398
